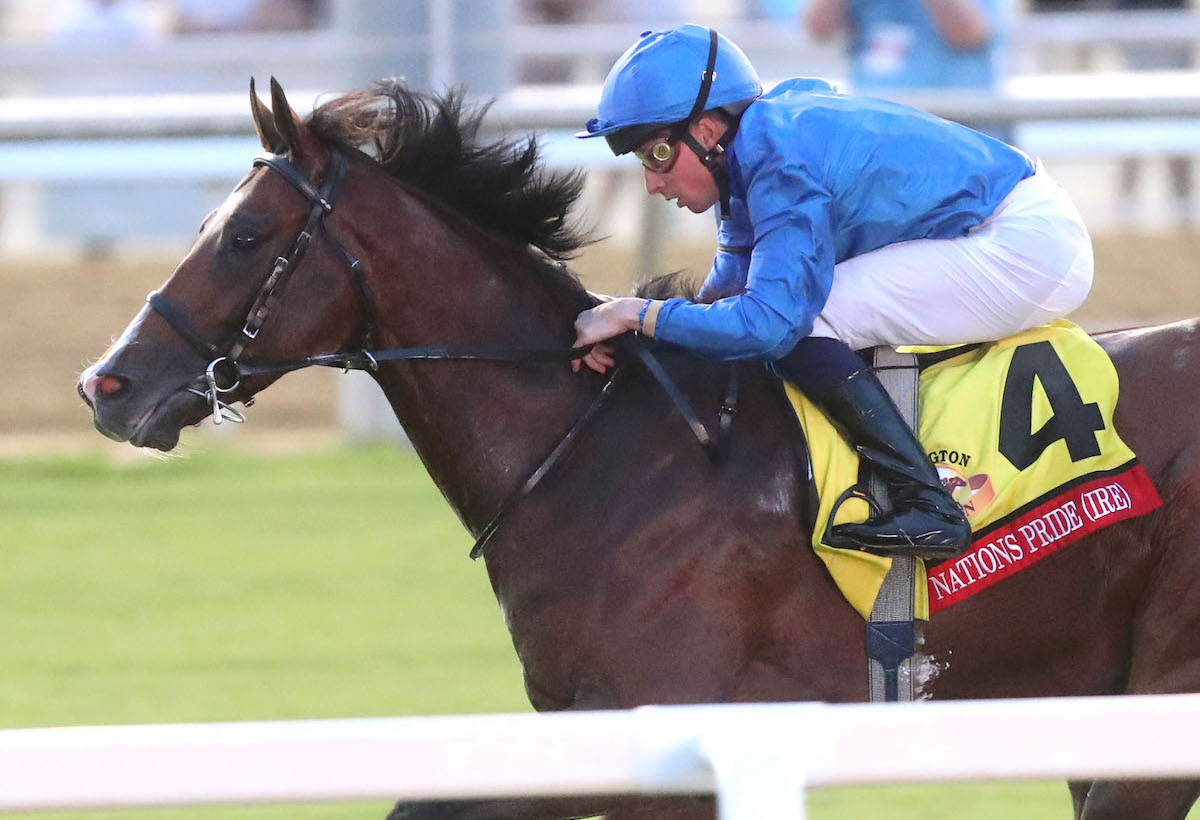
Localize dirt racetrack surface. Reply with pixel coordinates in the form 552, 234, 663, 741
8, 231, 1199, 440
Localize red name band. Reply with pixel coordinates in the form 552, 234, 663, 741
927, 464, 1162, 614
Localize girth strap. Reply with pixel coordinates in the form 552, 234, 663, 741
866, 347, 921, 704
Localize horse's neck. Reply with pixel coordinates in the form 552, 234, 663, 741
348, 171, 597, 534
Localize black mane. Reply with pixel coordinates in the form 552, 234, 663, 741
308, 79, 590, 262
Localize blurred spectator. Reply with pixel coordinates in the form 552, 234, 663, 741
172, 0, 323, 34
49, 0, 161, 45
805, 0, 1013, 140
1113, 0, 1194, 227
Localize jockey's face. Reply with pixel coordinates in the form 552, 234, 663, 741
640, 115, 724, 214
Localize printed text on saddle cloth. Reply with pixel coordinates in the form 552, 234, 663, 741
921, 333, 1161, 614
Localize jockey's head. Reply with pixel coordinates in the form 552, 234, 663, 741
576, 25, 762, 217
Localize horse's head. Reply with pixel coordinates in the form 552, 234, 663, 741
78, 79, 371, 450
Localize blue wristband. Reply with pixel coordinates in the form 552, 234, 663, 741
637, 299, 652, 334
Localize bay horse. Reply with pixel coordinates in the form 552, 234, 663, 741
78, 78, 1200, 820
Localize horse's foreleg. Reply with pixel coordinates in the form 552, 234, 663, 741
1069, 780, 1092, 819
386, 795, 715, 820
1076, 779, 1200, 820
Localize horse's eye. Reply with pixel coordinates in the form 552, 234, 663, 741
231, 231, 259, 250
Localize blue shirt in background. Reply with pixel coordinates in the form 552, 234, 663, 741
847, 0, 1007, 91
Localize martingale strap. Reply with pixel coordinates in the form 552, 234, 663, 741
467, 346, 739, 561
470, 367, 624, 560
231, 335, 741, 561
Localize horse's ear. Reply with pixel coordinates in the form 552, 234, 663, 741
249, 77, 283, 152
268, 76, 305, 161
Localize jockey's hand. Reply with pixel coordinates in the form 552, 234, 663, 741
577, 341, 618, 374
572, 297, 643, 374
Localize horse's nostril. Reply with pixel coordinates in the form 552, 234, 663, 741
96, 375, 125, 396
81, 371, 128, 404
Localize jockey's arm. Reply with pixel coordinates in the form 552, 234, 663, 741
639, 150, 837, 361
696, 246, 751, 303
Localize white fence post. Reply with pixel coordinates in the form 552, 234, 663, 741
700, 729, 812, 820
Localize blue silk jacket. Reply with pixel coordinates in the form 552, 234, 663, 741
650, 78, 1035, 360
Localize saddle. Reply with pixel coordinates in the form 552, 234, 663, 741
788, 320, 1162, 620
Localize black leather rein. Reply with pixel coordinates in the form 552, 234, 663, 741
146, 149, 738, 561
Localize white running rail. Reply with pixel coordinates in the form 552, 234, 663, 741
2, 695, 1199, 820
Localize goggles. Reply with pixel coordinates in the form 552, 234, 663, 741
633, 137, 681, 174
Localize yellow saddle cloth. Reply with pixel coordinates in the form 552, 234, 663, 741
787, 320, 1162, 620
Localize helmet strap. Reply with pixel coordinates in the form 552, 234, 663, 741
680, 131, 736, 220
672, 28, 737, 220
681, 29, 719, 128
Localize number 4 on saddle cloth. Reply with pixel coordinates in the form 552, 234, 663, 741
788, 319, 1163, 620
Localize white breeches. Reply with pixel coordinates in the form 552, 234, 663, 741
810, 161, 1094, 349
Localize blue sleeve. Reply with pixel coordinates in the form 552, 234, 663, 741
696, 247, 750, 303
653, 139, 837, 361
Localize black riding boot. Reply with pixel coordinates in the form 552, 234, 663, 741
807, 367, 971, 561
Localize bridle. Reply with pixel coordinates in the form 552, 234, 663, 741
146, 148, 738, 560
147, 150, 369, 425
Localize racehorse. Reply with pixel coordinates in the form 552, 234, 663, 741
78, 78, 1200, 820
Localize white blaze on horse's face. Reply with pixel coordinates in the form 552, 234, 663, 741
79, 304, 154, 405
80, 186, 255, 406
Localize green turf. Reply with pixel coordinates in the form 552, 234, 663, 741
0, 447, 528, 727
0, 445, 1141, 819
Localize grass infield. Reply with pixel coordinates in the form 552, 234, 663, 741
0, 445, 1088, 818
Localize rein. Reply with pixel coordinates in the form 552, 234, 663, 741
146, 148, 738, 560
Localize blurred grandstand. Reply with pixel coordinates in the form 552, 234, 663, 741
1, 0, 1198, 445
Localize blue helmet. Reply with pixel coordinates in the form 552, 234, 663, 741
576, 25, 763, 155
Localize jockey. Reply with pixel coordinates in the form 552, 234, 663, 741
573, 24, 1094, 561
